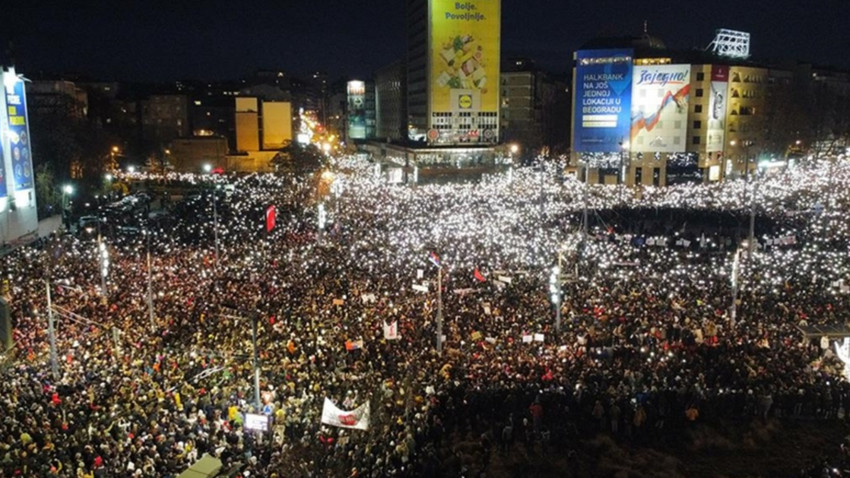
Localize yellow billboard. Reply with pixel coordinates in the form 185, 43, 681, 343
430, 0, 500, 113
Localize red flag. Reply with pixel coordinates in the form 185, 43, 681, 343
474, 268, 486, 282
266, 205, 276, 233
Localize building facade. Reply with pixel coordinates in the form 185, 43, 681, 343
571, 33, 780, 186
406, 0, 501, 146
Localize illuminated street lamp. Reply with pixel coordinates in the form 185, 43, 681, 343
550, 265, 562, 332
203, 163, 213, 173
127, 165, 136, 174
61, 184, 74, 230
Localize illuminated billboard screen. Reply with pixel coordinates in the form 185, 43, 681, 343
630, 64, 690, 153
0, 139, 6, 198
3, 75, 34, 191
347, 80, 366, 140
706, 65, 729, 153
573, 49, 633, 153
429, 0, 500, 115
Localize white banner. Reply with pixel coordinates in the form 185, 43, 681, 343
412, 283, 429, 293
383, 321, 400, 340
321, 398, 370, 431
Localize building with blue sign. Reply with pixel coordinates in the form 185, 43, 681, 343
0, 67, 39, 247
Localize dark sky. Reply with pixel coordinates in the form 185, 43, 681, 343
2, 0, 848, 82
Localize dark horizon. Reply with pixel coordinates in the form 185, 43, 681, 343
2, 0, 848, 83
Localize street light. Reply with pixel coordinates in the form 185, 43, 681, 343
549, 265, 562, 332
203, 163, 212, 173
61, 185, 74, 230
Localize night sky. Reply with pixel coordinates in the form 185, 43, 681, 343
2, 0, 848, 82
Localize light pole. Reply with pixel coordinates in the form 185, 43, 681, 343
550, 265, 562, 333
98, 235, 109, 299
317, 203, 327, 242
45, 279, 59, 380
729, 245, 743, 327
436, 262, 443, 355
146, 230, 155, 329
61, 184, 74, 230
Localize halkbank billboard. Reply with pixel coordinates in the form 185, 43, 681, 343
430, 0, 500, 114
573, 49, 633, 153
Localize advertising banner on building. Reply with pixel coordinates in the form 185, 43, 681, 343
429, 0, 500, 114
573, 49, 633, 153
706, 65, 729, 153
3, 74, 34, 191
347, 80, 366, 140
630, 64, 690, 153
0, 140, 7, 199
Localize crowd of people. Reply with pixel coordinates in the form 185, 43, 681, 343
1, 157, 850, 477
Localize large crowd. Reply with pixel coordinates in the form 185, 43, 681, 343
2, 157, 850, 477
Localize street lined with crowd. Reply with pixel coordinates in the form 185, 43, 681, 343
2, 157, 850, 477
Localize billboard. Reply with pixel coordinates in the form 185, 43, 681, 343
3, 74, 33, 191
573, 49, 633, 153
347, 80, 366, 140
429, 0, 500, 114
630, 64, 690, 153
706, 65, 729, 153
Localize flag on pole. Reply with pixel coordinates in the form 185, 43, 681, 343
265, 205, 276, 233
429, 251, 441, 267
321, 398, 370, 430
383, 321, 400, 340
474, 268, 486, 282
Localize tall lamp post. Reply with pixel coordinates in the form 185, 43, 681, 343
204, 163, 219, 268
146, 230, 155, 329
61, 184, 74, 230
550, 265, 562, 333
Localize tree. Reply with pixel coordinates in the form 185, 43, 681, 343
34, 163, 58, 220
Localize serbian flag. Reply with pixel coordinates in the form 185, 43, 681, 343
474, 268, 486, 283
266, 205, 276, 233
345, 339, 363, 351
321, 398, 370, 430
429, 251, 441, 267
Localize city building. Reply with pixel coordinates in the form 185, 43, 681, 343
570, 29, 787, 186
375, 60, 406, 142
346, 80, 376, 141
230, 94, 294, 173
140, 94, 190, 144
27, 79, 88, 119
406, 0, 501, 146
499, 58, 571, 154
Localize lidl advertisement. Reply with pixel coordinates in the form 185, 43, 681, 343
430, 0, 500, 113
706, 65, 729, 153
4, 76, 33, 191
573, 49, 633, 153
630, 64, 690, 153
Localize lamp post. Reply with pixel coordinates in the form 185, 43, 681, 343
146, 230, 155, 329
550, 265, 562, 333
436, 262, 443, 355
61, 184, 74, 230
45, 279, 59, 380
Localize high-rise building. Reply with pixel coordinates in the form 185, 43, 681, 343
406, 0, 501, 146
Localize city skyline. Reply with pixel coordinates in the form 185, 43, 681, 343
1, 0, 848, 82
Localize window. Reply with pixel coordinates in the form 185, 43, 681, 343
696, 72, 705, 81
695, 88, 704, 97
693, 120, 702, 129
694, 104, 702, 113
692, 136, 700, 145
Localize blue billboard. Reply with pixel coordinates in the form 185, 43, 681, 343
4, 76, 34, 191
573, 49, 633, 153
0, 143, 6, 198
